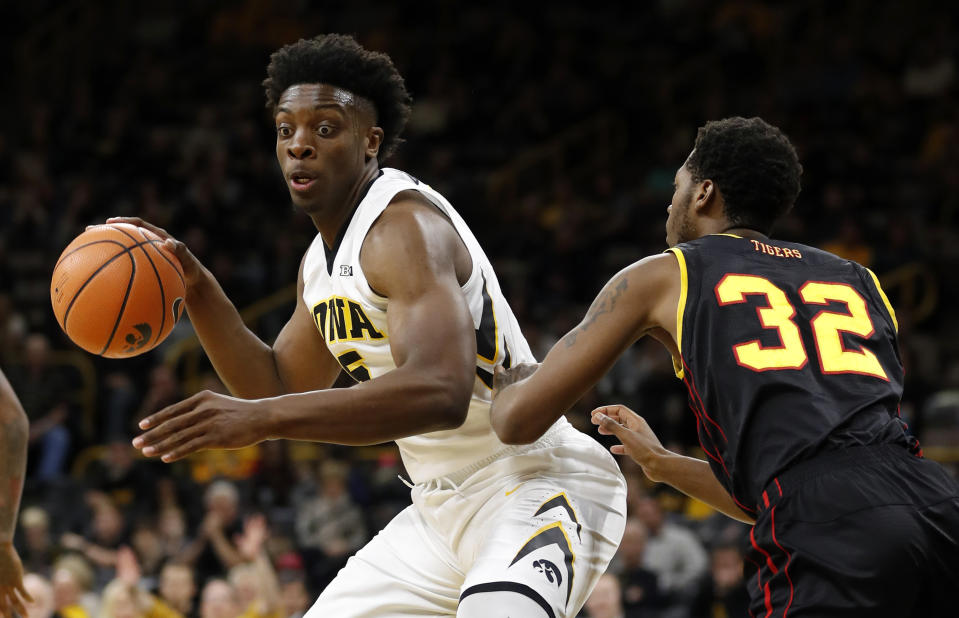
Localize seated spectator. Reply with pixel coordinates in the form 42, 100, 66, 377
278, 570, 310, 618
634, 494, 707, 613
9, 334, 74, 482
614, 518, 663, 617
690, 543, 751, 618
98, 546, 183, 618
51, 554, 96, 618
19, 506, 58, 577
583, 573, 625, 618
294, 460, 366, 593
157, 564, 195, 617
181, 480, 244, 586
228, 514, 280, 618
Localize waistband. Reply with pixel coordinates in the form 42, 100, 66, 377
757, 442, 914, 512
419, 420, 571, 488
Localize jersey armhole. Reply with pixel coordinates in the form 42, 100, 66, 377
864, 267, 899, 332
664, 247, 688, 379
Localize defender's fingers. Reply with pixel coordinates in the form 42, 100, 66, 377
610, 444, 626, 456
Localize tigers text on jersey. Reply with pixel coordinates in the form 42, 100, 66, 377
302, 168, 568, 483
666, 234, 909, 514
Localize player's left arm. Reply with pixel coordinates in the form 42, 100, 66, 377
0, 370, 32, 616
133, 198, 477, 460
490, 253, 679, 445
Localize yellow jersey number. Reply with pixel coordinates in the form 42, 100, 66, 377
714, 274, 888, 380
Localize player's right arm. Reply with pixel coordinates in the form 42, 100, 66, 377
105, 217, 341, 397
0, 369, 32, 615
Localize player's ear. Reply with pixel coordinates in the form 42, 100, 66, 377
365, 127, 384, 160
693, 179, 717, 214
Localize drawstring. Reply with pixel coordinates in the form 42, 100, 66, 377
397, 474, 414, 489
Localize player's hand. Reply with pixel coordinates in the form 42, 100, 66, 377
591, 404, 668, 482
0, 541, 32, 618
492, 362, 540, 399
132, 391, 265, 462
102, 217, 205, 287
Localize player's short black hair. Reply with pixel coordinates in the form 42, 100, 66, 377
686, 117, 802, 234
263, 34, 412, 161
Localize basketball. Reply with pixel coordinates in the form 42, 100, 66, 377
50, 223, 186, 358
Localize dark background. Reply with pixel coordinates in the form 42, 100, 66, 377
1, 1, 957, 616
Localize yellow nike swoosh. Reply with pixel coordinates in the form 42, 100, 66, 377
505, 484, 522, 496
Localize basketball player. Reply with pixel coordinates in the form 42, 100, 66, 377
0, 369, 31, 616
490, 116, 959, 617
120, 34, 626, 617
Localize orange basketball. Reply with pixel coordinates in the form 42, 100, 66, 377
51, 223, 186, 358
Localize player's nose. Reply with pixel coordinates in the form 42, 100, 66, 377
287, 130, 316, 160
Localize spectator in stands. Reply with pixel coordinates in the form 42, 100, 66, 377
613, 518, 663, 617
183, 480, 244, 586
157, 563, 195, 617
634, 494, 707, 612
19, 506, 58, 578
690, 542, 750, 618
278, 571, 310, 618
9, 334, 73, 482
198, 579, 241, 618
51, 554, 95, 618
583, 573, 626, 618
228, 514, 280, 618
294, 460, 366, 593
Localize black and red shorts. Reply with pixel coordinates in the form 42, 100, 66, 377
745, 443, 959, 617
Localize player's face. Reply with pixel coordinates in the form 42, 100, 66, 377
274, 84, 376, 214
666, 162, 697, 246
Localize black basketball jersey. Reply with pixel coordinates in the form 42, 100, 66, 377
666, 234, 909, 514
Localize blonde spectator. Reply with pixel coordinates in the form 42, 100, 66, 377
199, 580, 240, 618
98, 547, 184, 618
51, 554, 96, 618
230, 514, 280, 618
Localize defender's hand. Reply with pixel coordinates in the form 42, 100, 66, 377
591, 404, 668, 482
492, 362, 540, 399
133, 391, 265, 462
103, 217, 205, 287
0, 541, 32, 618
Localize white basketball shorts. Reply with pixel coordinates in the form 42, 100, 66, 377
304, 423, 627, 617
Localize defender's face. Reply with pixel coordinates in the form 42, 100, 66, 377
665, 162, 696, 247
274, 84, 372, 212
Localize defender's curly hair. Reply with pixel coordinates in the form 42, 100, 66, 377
263, 34, 412, 161
686, 117, 803, 234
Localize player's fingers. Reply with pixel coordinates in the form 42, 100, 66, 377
16, 580, 32, 603
137, 391, 210, 433
610, 444, 626, 456
597, 413, 642, 450
106, 216, 172, 239
139, 418, 206, 459
160, 436, 210, 462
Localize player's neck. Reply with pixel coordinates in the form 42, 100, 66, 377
312, 163, 381, 248
717, 225, 768, 240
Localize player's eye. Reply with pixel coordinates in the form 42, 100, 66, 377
317, 124, 334, 137
276, 126, 292, 138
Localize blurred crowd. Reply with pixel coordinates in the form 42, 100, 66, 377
1, 1, 957, 616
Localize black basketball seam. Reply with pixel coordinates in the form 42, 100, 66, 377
54, 239, 129, 272
61, 242, 142, 328
100, 252, 137, 355
142, 240, 185, 286
112, 226, 166, 346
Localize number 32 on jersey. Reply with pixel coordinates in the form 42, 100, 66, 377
714, 274, 888, 380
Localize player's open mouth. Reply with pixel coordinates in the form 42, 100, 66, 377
290, 172, 317, 191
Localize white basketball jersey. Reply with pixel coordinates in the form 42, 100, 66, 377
302, 168, 569, 482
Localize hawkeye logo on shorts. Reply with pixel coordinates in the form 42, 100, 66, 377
532, 559, 562, 587
312, 296, 384, 343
